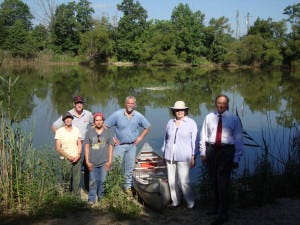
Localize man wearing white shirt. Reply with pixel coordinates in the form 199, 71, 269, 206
200, 94, 243, 225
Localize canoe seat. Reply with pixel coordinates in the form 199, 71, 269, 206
134, 166, 167, 170
138, 156, 160, 160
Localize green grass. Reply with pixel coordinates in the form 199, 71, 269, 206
101, 158, 143, 218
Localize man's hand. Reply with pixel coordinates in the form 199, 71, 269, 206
134, 136, 143, 145
200, 155, 207, 166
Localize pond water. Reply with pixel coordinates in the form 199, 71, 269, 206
1, 65, 299, 181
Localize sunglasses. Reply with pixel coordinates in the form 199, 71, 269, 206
97, 134, 101, 143
174, 109, 185, 112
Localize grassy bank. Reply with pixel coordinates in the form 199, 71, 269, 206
1, 50, 279, 70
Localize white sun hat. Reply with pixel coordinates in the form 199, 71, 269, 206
170, 101, 188, 109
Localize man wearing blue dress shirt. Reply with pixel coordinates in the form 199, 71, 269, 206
104, 96, 151, 194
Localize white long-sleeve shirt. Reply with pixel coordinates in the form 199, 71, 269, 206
200, 110, 243, 163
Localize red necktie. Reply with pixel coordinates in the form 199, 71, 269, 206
215, 114, 222, 146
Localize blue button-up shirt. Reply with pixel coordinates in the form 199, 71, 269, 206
104, 109, 151, 143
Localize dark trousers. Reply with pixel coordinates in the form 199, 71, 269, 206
206, 143, 235, 216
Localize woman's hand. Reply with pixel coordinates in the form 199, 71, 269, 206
105, 161, 112, 172
86, 161, 94, 171
190, 157, 195, 168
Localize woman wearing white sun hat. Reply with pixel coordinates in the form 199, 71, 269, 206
162, 101, 198, 209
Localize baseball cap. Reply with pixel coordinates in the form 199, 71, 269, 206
73, 96, 84, 104
62, 111, 74, 121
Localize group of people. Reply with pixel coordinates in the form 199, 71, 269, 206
52, 96, 150, 204
51, 94, 243, 225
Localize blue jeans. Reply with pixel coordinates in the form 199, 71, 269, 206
113, 144, 137, 190
88, 166, 107, 203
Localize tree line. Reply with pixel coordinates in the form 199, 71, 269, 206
0, 0, 299, 67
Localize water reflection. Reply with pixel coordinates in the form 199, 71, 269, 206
1, 65, 299, 175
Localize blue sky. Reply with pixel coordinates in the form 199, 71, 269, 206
25, 0, 299, 35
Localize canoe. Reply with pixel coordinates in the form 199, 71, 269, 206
133, 142, 170, 211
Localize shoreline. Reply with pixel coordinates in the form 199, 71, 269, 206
0, 56, 260, 70
1, 198, 299, 225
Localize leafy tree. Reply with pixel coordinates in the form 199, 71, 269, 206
205, 16, 233, 62
262, 40, 283, 67
248, 18, 275, 39
270, 20, 288, 51
237, 34, 265, 66
222, 40, 240, 65
0, 0, 33, 49
0, 15, 5, 48
283, 3, 300, 64
115, 0, 148, 62
50, 0, 95, 55
76, 0, 94, 33
247, 18, 287, 65
284, 39, 300, 65
170, 3, 206, 64
51, 2, 80, 54
248, 17, 287, 41
4, 20, 36, 58
30, 24, 49, 51
283, 3, 300, 40
151, 47, 179, 65
0, 0, 33, 29
137, 20, 178, 64
79, 17, 112, 62
230, 34, 283, 67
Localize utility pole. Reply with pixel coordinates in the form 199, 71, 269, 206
236, 10, 240, 39
245, 12, 251, 34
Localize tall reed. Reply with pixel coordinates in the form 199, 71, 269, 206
0, 74, 85, 216
232, 121, 300, 207
0, 114, 54, 213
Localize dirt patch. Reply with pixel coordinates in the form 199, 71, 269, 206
1, 198, 299, 225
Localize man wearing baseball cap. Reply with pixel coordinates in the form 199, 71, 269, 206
51, 96, 93, 141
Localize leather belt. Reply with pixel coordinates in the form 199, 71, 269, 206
206, 142, 234, 148
119, 142, 135, 145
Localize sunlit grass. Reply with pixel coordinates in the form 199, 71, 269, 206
101, 158, 143, 218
